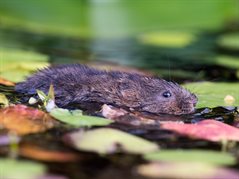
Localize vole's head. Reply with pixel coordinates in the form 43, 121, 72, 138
138, 78, 198, 115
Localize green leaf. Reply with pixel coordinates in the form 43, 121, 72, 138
184, 82, 239, 108
0, 158, 46, 179
0, 93, 9, 107
47, 84, 55, 101
215, 56, 239, 69
144, 150, 236, 166
0, 0, 237, 38
139, 31, 196, 48
218, 33, 239, 51
67, 128, 159, 154
36, 90, 48, 102
0, 48, 49, 82
0, 70, 32, 83
50, 108, 113, 127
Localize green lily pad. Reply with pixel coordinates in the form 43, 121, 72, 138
144, 150, 236, 166
0, 158, 46, 179
50, 108, 113, 127
184, 82, 239, 108
67, 128, 159, 154
218, 33, 239, 51
215, 56, 239, 69
139, 31, 196, 48
0, 48, 49, 82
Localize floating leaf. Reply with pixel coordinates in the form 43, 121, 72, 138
161, 119, 239, 142
144, 150, 236, 165
20, 144, 80, 162
0, 158, 46, 179
184, 82, 239, 108
137, 162, 239, 179
215, 56, 239, 69
50, 108, 112, 127
0, 105, 57, 135
0, 93, 9, 107
139, 31, 195, 48
218, 33, 239, 51
0, 48, 49, 82
0, 70, 31, 83
66, 128, 159, 154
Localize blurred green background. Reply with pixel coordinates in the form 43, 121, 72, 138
0, 0, 238, 38
0, 0, 239, 83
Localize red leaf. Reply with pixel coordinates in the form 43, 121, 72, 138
161, 119, 239, 142
0, 105, 58, 135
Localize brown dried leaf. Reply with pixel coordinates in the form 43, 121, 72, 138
0, 77, 15, 86
0, 105, 58, 135
20, 144, 80, 162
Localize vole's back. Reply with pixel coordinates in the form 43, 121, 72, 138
16, 64, 197, 115
16, 64, 141, 109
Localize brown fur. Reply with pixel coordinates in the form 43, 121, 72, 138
15, 64, 197, 115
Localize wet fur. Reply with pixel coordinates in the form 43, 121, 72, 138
15, 64, 197, 115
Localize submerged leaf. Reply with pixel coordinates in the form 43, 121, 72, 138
0, 158, 46, 179
144, 150, 236, 165
137, 162, 239, 179
50, 108, 112, 127
161, 119, 239, 142
0, 105, 57, 135
66, 128, 159, 154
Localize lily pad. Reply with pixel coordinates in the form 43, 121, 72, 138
161, 119, 239, 142
218, 33, 239, 51
0, 105, 57, 135
66, 128, 159, 154
184, 82, 239, 108
0, 48, 49, 82
50, 108, 113, 127
215, 56, 239, 69
144, 149, 236, 165
0, 158, 46, 179
137, 162, 239, 179
139, 31, 196, 48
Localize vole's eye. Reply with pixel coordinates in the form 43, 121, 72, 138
162, 91, 171, 98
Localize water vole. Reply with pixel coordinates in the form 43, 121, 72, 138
15, 64, 197, 115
